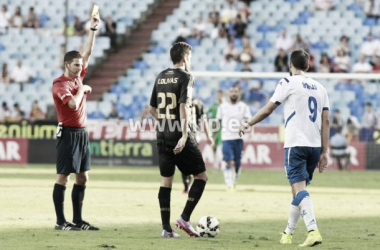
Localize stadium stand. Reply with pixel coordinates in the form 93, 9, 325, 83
2, 0, 380, 141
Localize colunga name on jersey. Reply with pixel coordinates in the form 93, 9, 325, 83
158, 78, 178, 84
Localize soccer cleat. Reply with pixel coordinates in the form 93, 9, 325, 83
299, 229, 322, 247
175, 217, 200, 237
162, 230, 180, 238
280, 232, 293, 244
74, 220, 99, 231
55, 222, 81, 231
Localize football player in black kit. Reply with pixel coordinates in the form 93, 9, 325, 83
149, 42, 211, 238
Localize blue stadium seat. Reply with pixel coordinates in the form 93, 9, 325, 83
363, 18, 377, 27
256, 40, 272, 50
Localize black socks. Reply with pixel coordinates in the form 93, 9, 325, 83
158, 186, 172, 232
53, 183, 67, 225
181, 179, 206, 221
72, 184, 86, 224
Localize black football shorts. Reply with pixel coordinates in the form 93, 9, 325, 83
56, 127, 91, 174
157, 137, 206, 177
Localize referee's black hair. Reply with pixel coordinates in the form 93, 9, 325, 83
290, 49, 309, 71
64, 50, 83, 64
170, 42, 192, 64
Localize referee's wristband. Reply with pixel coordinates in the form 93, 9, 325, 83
90, 27, 98, 31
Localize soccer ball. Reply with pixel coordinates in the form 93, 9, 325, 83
196, 216, 220, 237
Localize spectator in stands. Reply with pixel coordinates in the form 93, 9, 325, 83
314, 0, 334, 11
345, 114, 360, 142
292, 34, 310, 51
105, 16, 117, 50
307, 52, 317, 72
335, 35, 350, 56
29, 100, 45, 122
0, 5, 11, 34
331, 109, 343, 136
0, 102, 11, 123
239, 38, 255, 63
361, 33, 376, 58
10, 6, 24, 28
220, 54, 237, 71
233, 14, 247, 39
238, 1, 251, 24
208, 4, 220, 26
274, 49, 288, 72
365, 0, 380, 19
73, 16, 85, 36
26, 7, 39, 28
361, 102, 377, 141
1, 63, 10, 84
241, 62, 252, 72
209, 22, 220, 40
220, 1, 238, 24
10, 60, 33, 83
330, 127, 350, 170
219, 23, 229, 39
372, 56, 380, 72
9, 103, 25, 122
333, 49, 350, 73
318, 52, 332, 72
275, 29, 293, 53
224, 40, 239, 61
193, 16, 206, 39
175, 21, 191, 43
248, 81, 267, 104
352, 55, 372, 73
107, 103, 123, 120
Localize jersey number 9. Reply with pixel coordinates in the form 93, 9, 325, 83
308, 96, 317, 122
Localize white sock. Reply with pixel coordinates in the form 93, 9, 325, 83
299, 196, 318, 232
213, 151, 219, 170
223, 167, 232, 187
284, 205, 300, 234
233, 168, 241, 185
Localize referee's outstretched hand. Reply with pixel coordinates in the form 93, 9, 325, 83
173, 136, 187, 154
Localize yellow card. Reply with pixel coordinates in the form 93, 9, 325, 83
92, 5, 99, 17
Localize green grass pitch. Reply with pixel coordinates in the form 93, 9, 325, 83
0, 165, 379, 250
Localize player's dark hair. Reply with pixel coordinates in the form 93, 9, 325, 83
290, 49, 309, 71
170, 42, 192, 64
64, 51, 83, 64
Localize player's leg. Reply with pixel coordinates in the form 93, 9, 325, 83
53, 174, 70, 226
72, 131, 98, 230
222, 140, 234, 189
157, 142, 179, 237
297, 147, 322, 247
54, 129, 81, 231
232, 139, 243, 187
181, 173, 192, 193
344, 153, 350, 170
280, 148, 301, 244
175, 138, 207, 237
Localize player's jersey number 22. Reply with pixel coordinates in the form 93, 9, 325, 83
157, 92, 177, 119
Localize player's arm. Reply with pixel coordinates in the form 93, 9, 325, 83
239, 101, 278, 137
318, 109, 330, 173
149, 106, 158, 120
174, 74, 193, 154
82, 16, 100, 69
201, 114, 214, 145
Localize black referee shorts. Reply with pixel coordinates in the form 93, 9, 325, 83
56, 127, 91, 174
157, 136, 206, 177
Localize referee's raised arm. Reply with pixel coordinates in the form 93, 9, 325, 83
82, 15, 100, 69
